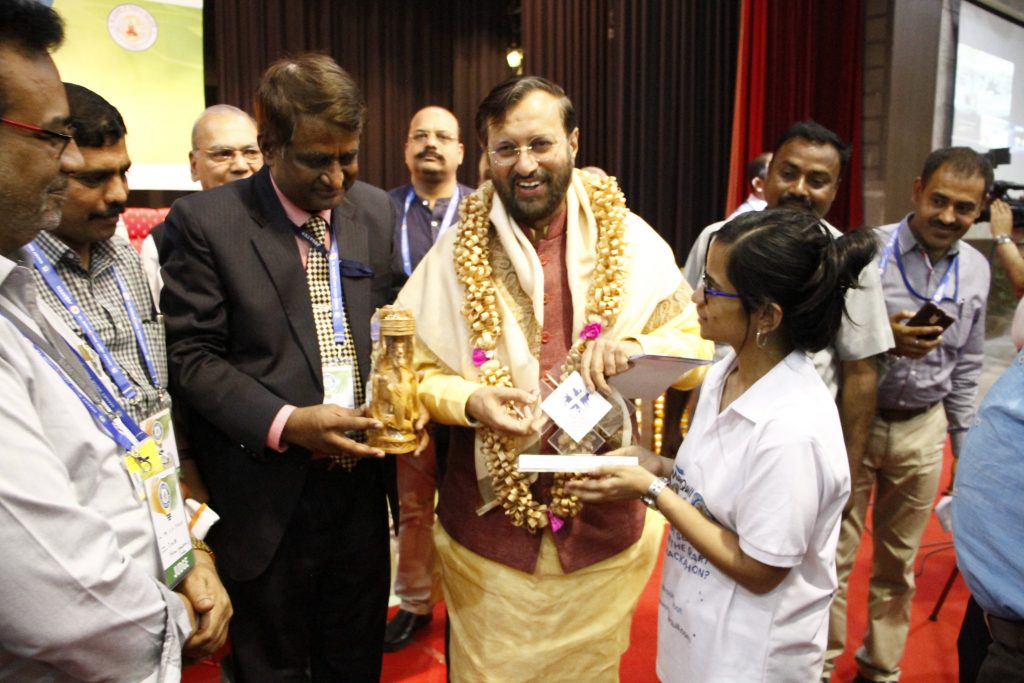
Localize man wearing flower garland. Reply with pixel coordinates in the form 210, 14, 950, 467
397, 76, 713, 681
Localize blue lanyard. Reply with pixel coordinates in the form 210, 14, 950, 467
25, 242, 161, 401
400, 187, 460, 276
294, 220, 348, 345
111, 267, 161, 391
878, 227, 958, 304
34, 344, 145, 452
0, 299, 146, 453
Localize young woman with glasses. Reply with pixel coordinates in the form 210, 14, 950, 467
572, 208, 878, 682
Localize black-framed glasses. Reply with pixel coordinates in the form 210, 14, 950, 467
0, 116, 75, 156
700, 271, 740, 301
487, 137, 563, 167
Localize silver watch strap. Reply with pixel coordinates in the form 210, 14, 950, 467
641, 477, 669, 510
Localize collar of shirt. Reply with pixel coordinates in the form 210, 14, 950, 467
529, 204, 568, 243
705, 350, 813, 424
34, 230, 118, 275
410, 188, 453, 212
270, 173, 332, 266
0, 251, 47, 336
896, 213, 961, 261
0, 251, 17, 286
743, 194, 767, 212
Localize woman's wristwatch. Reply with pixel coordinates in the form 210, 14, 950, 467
641, 477, 670, 510
995, 234, 1014, 246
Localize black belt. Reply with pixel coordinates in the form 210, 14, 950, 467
877, 402, 939, 423
987, 613, 1024, 650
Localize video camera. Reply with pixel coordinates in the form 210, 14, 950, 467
979, 148, 1024, 228
978, 180, 1024, 227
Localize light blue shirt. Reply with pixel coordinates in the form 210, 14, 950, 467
953, 350, 1024, 620
875, 217, 990, 431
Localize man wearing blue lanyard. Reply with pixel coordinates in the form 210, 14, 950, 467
0, 2, 229, 680
161, 54, 400, 682
384, 105, 474, 651
825, 147, 992, 683
389, 106, 474, 284
29, 84, 167, 427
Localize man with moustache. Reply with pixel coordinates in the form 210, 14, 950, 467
29, 83, 167, 427
389, 106, 474, 284
383, 106, 474, 651
397, 76, 712, 681
688, 121, 892, 494
161, 54, 398, 681
0, 3, 230, 680
824, 148, 992, 683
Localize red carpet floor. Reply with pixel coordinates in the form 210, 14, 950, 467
185, 452, 966, 683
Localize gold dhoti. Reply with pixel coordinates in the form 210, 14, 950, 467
434, 514, 664, 683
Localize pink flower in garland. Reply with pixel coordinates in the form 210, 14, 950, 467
580, 322, 603, 340
548, 511, 565, 532
472, 348, 490, 366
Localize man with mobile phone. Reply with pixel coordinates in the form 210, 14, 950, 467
825, 147, 992, 683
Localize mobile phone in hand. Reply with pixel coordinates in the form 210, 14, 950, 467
905, 302, 955, 341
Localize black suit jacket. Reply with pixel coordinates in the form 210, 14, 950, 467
160, 168, 399, 580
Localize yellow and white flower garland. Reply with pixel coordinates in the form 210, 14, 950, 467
454, 173, 629, 532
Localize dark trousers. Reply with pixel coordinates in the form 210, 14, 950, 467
223, 464, 390, 683
977, 641, 1024, 683
959, 596, 992, 683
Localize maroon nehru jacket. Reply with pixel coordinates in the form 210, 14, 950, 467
436, 210, 646, 574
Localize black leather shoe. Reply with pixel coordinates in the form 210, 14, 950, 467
383, 609, 433, 652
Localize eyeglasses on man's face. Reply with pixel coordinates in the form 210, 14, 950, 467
202, 145, 262, 165
1, 116, 75, 157
408, 129, 458, 146
700, 271, 740, 301
487, 137, 563, 168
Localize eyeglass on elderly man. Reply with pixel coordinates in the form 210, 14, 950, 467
1, 115, 75, 156
200, 145, 262, 165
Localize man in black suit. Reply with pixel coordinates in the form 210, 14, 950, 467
160, 54, 399, 682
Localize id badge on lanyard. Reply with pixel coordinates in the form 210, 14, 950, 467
323, 362, 356, 409
123, 437, 195, 587
138, 407, 180, 470
24, 320, 196, 589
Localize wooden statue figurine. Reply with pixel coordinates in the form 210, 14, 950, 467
368, 305, 419, 453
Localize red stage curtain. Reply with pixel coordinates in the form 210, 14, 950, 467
730, 0, 864, 229
725, 0, 768, 216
